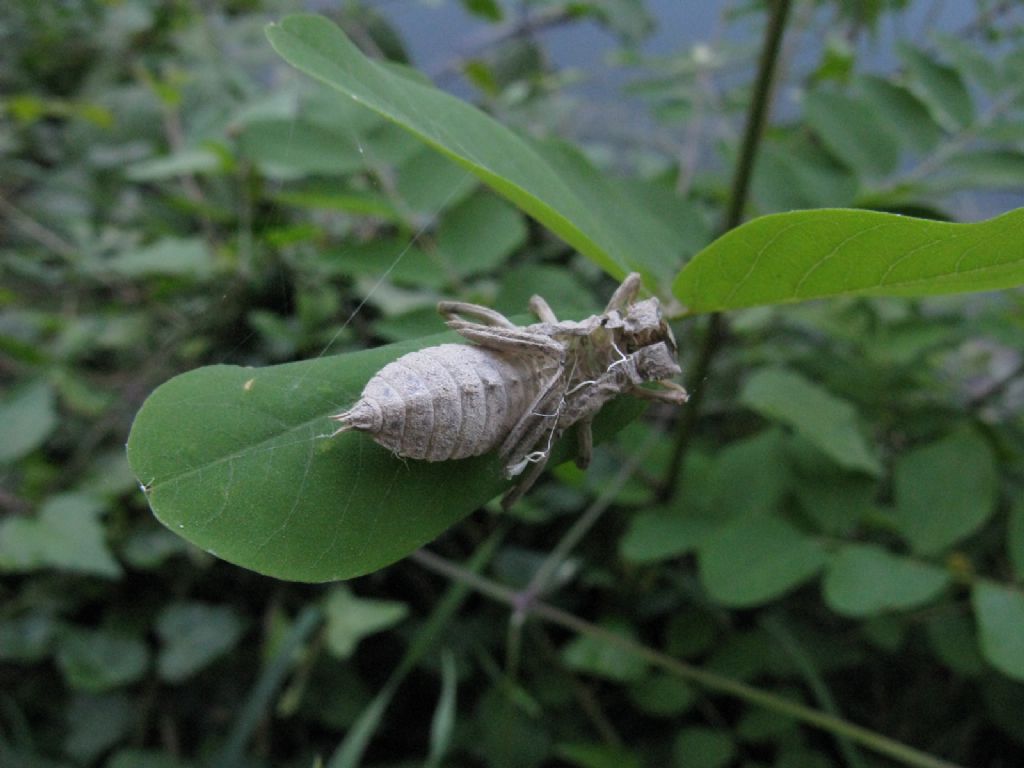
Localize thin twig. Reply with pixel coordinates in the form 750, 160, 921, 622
410, 548, 965, 768
516, 424, 665, 613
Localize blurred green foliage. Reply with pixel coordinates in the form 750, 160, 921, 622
2, 1, 1024, 767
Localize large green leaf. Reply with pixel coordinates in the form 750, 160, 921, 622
674, 207, 1024, 312
265, 14, 681, 287
127, 333, 642, 582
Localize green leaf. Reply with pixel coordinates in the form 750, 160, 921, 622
461, 0, 504, 22
494, 265, 599, 319
972, 581, 1024, 681
898, 44, 974, 131
674, 207, 1024, 312
791, 449, 876, 536
323, 238, 449, 290
56, 629, 149, 692
925, 612, 985, 676
804, 89, 901, 177
618, 509, 716, 564
856, 75, 943, 152
473, 686, 551, 767
698, 514, 826, 608
672, 727, 736, 768
120, 527, 190, 570
937, 150, 1024, 191
892, 428, 997, 554
707, 428, 791, 517
64, 693, 133, 762
323, 585, 408, 658
125, 148, 222, 181
752, 141, 857, 213
100, 237, 213, 279
0, 614, 57, 662
238, 119, 366, 177
822, 544, 950, 617
0, 493, 121, 578
127, 333, 642, 581
435, 193, 527, 278
265, 14, 679, 286
739, 368, 880, 475
627, 674, 697, 718
156, 602, 246, 682
0, 380, 57, 463
395, 148, 477, 217
562, 621, 648, 682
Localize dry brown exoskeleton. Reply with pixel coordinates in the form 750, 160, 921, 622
331, 273, 688, 507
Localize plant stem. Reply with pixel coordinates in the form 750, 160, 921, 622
722, 0, 791, 233
660, 0, 792, 501
411, 548, 965, 768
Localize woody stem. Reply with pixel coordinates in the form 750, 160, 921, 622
659, 0, 793, 502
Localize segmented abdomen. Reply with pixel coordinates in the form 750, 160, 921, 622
336, 344, 553, 461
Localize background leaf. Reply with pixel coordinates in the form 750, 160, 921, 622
739, 368, 880, 475
56, 629, 149, 692
323, 586, 408, 658
804, 89, 901, 177
822, 544, 950, 617
0, 494, 121, 578
698, 515, 826, 608
265, 14, 681, 287
972, 582, 1024, 682
156, 602, 246, 682
0, 380, 57, 463
892, 428, 997, 555
898, 44, 974, 130
674, 207, 1024, 312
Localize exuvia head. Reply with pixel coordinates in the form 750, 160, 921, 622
622, 297, 677, 355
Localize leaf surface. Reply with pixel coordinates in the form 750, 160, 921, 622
739, 368, 879, 475
698, 514, 826, 608
324, 585, 408, 657
892, 428, 996, 554
56, 629, 149, 692
804, 89, 901, 177
127, 333, 641, 582
0, 494, 120, 578
973, 582, 1024, 682
156, 602, 246, 682
822, 544, 949, 617
674, 207, 1024, 312
265, 14, 680, 286
0, 380, 57, 463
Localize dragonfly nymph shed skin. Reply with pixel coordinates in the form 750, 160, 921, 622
330, 273, 688, 508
